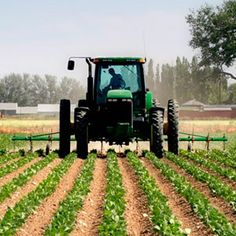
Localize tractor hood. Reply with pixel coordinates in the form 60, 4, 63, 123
107, 90, 132, 99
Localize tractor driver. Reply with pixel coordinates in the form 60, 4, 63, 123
107, 68, 126, 90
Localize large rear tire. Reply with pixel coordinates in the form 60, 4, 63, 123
150, 108, 164, 158
59, 99, 71, 157
74, 107, 89, 159
167, 99, 179, 155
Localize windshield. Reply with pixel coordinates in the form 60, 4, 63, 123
96, 64, 143, 102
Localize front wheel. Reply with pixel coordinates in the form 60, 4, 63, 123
74, 107, 89, 159
150, 108, 164, 158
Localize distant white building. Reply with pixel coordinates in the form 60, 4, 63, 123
181, 99, 205, 111
38, 104, 59, 113
16, 106, 38, 115
37, 104, 76, 114
0, 102, 79, 116
0, 103, 17, 115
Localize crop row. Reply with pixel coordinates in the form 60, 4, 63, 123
45, 152, 96, 235
146, 152, 236, 236
126, 151, 185, 236
180, 150, 236, 182
0, 153, 76, 235
166, 151, 236, 210
0, 153, 19, 166
0, 149, 235, 235
0, 153, 36, 179
0, 153, 56, 203
99, 151, 126, 235
207, 149, 236, 169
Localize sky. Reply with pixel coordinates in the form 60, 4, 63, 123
0, 0, 234, 85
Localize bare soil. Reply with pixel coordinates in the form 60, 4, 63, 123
71, 157, 107, 235
142, 157, 214, 236
162, 158, 236, 224
118, 157, 156, 236
0, 158, 61, 218
15, 158, 83, 236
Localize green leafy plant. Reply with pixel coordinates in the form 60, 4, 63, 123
0, 153, 76, 235
99, 151, 126, 235
0, 153, 56, 203
44, 152, 96, 235
0, 153, 19, 166
181, 150, 236, 182
167, 151, 236, 210
146, 151, 236, 236
0, 153, 36, 179
126, 151, 185, 236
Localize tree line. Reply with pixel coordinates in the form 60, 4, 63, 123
146, 56, 236, 106
0, 74, 85, 106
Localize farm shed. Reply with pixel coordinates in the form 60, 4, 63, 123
180, 104, 236, 119
37, 104, 76, 115
0, 103, 17, 115
16, 106, 38, 115
181, 99, 205, 111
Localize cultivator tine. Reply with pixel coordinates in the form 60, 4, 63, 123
101, 140, 104, 155
135, 139, 139, 154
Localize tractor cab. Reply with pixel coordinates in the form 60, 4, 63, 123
92, 58, 146, 111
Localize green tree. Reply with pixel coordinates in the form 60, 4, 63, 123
186, 0, 236, 79
146, 59, 155, 91
60, 77, 85, 103
175, 57, 192, 104
45, 75, 59, 103
227, 83, 236, 103
160, 64, 174, 105
31, 75, 48, 105
154, 63, 161, 100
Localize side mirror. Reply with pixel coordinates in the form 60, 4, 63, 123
67, 60, 75, 70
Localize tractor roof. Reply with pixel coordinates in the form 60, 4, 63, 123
91, 57, 146, 64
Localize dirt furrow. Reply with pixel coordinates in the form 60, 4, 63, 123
15, 158, 83, 236
184, 158, 236, 191
162, 158, 236, 224
0, 158, 61, 217
70, 158, 106, 236
142, 158, 213, 236
0, 158, 40, 187
118, 157, 155, 236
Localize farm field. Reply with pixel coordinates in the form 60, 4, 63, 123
0, 148, 235, 235
0, 117, 236, 235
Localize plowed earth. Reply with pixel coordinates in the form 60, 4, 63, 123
0, 152, 235, 236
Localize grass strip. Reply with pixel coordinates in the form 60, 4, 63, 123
0, 153, 56, 203
166, 151, 236, 210
147, 151, 236, 236
126, 151, 185, 236
0, 153, 36, 179
181, 150, 236, 182
0, 153, 76, 235
99, 151, 126, 235
44, 152, 96, 235
0, 153, 20, 166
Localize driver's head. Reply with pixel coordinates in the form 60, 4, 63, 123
108, 68, 115, 75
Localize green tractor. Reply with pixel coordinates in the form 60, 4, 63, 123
59, 57, 179, 158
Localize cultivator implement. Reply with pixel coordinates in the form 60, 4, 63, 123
11, 131, 228, 153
